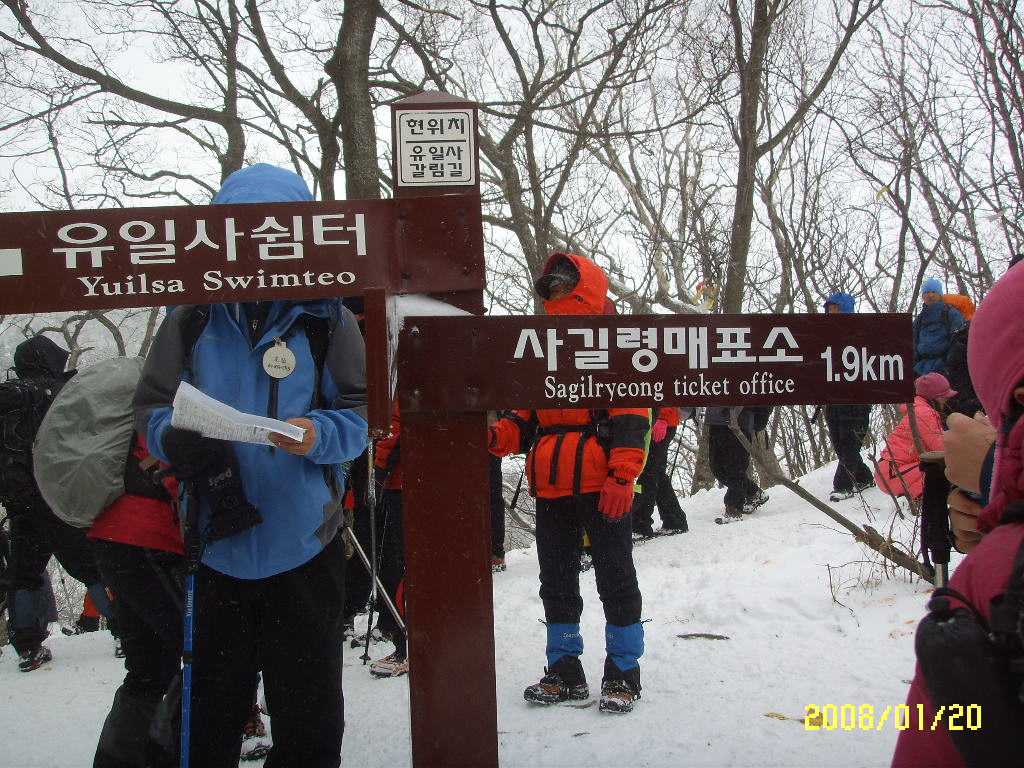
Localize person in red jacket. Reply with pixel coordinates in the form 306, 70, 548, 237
90, 438, 268, 764
875, 373, 955, 500
88, 433, 185, 767
892, 261, 1024, 767
489, 252, 649, 714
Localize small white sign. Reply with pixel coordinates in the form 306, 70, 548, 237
0, 248, 24, 276
396, 109, 476, 187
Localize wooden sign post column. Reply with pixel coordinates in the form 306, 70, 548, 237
391, 93, 499, 768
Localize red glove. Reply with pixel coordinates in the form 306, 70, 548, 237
651, 418, 668, 443
598, 476, 634, 521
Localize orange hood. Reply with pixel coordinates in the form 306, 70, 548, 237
539, 252, 610, 315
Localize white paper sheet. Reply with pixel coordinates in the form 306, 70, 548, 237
171, 381, 305, 445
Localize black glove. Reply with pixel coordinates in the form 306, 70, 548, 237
162, 427, 222, 481
163, 427, 262, 542
200, 451, 262, 543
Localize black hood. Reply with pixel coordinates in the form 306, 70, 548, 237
14, 336, 70, 379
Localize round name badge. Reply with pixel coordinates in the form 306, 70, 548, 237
263, 338, 297, 379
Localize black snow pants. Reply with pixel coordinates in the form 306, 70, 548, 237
825, 404, 873, 492
535, 493, 641, 626
630, 426, 687, 532
374, 489, 407, 656
92, 540, 183, 768
708, 424, 760, 509
490, 454, 506, 559
6, 497, 105, 654
189, 533, 347, 768
343, 450, 372, 622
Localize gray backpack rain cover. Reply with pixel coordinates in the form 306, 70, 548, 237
33, 356, 145, 528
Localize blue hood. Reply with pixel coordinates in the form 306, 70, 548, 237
212, 164, 316, 320
212, 163, 313, 204
824, 292, 855, 313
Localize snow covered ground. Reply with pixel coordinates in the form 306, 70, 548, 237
1, 460, 949, 768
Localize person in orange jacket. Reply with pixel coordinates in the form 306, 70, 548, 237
489, 252, 649, 714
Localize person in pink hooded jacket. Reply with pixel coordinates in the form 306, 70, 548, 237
876, 373, 957, 499
892, 260, 1024, 767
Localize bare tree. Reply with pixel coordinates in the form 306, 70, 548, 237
717, 0, 882, 313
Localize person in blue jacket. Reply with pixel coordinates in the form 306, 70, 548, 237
913, 277, 965, 375
133, 164, 368, 768
822, 292, 875, 501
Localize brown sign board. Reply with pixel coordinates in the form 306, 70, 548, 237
0, 194, 484, 314
398, 312, 915, 412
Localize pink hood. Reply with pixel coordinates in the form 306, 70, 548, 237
968, 262, 1024, 530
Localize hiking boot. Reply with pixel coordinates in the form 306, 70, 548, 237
349, 626, 384, 648
62, 616, 101, 635
240, 742, 272, 761
579, 552, 593, 572
342, 620, 356, 641
659, 517, 688, 534
632, 523, 655, 540
599, 660, 641, 714
724, 505, 743, 519
491, 557, 507, 573
523, 656, 589, 705
113, 637, 126, 658
244, 704, 267, 739
854, 478, 876, 492
18, 645, 53, 673
599, 677, 641, 713
829, 489, 855, 502
742, 490, 769, 514
370, 650, 410, 678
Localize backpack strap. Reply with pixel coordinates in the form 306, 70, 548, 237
534, 410, 613, 496
122, 433, 173, 502
177, 305, 212, 380
988, 524, 1024, 702
297, 310, 333, 410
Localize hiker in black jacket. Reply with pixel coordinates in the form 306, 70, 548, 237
2, 336, 113, 672
821, 293, 875, 501
706, 405, 772, 520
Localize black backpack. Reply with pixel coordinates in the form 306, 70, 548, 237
916, 506, 1024, 767
0, 376, 65, 504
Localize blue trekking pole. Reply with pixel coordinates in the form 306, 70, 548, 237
179, 480, 201, 768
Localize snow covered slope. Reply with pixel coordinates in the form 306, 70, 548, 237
1, 460, 945, 767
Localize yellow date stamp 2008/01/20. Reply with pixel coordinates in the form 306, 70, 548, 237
804, 704, 982, 732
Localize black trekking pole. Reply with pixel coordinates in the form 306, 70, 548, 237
919, 451, 952, 587
343, 527, 405, 633
362, 442, 379, 664
509, 463, 526, 513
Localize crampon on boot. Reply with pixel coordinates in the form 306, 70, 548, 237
523, 655, 589, 704
18, 645, 53, 673
369, 650, 409, 678
599, 657, 641, 714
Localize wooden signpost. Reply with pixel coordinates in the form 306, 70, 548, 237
0, 90, 914, 767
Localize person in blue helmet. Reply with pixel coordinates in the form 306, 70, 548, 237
822, 292, 875, 501
913, 278, 965, 376
133, 164, 368, 768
